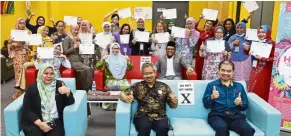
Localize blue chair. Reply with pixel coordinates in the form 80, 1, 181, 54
116, 80, 282, 136
4, 78, 87, 136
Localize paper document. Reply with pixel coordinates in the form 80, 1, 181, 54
37, 47, 54, 59
135, 31, 150, 42
171, 26, 186, 38
118, 8, 132, 19
202, 8, 218, 21
162, 8, 177, 19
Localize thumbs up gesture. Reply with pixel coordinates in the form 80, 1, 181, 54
211, 86, 219, 100
234, 92, 242, 106
58, 82, 71, 97
126, 91, 134, 103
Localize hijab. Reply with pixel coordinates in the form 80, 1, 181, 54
79, 20, 91, 33
102, 21, 112, 35
185, 17, 200, 44
214, 26, 225, 40
106, 43, 127, 79
68, 24, 80, 43
257, 25, 272, 42
15, 18, 26, 30
37, 26, 53, 47
37, 63, 58, 122
235, 22, 246, 37
136, 17, 145, 31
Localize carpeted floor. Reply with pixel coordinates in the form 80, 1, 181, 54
1, 79, 291, 136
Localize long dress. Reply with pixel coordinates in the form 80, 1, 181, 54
62, 36, 93, 90
112, 32, 132, 55
201, 38, 231, 80
248, 40, 275, 101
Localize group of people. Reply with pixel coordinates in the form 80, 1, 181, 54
5, 7, 276, 136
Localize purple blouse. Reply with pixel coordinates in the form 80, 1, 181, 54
112, 32, 132, 55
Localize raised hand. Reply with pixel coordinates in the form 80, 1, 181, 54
211, 86, 219, 100
234, 92, 242, 106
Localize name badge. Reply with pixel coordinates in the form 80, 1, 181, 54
252, 60, 257, 68
140, 43, 144, 50
234, 47, 240, 52
123, 48, 127, 55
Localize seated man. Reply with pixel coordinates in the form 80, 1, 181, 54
202, 60, 255, 136
155, 41, 194, 80
120, 62, 178, 136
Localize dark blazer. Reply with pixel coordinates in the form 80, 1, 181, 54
21, 80, 75, 129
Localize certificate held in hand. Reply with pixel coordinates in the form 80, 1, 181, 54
242, 1, 259, 13
171, 26, 185, 38
135, 31, 150, 42
94, 35, 111, 49
154, 32, 170, 43
118, 8, 132, 19
202, 8, 218, 21
26, 34, 43, 45
206, 40, 225, 53
250, 42, 272, 58
79, 44, 94, 54
120, 34, 130, 44
11, 30, 28, 41
246, 29, 259, 41
162, 8, 177, 19
64, 16, 78, 26
37, 47, 54, 59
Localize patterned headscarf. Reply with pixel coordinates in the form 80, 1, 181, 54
37, 26, 53, 47
106, 43, 127, 79
214, 26, 225, 40
185, 17, 200, 44
79, 20, 91, 33
257, 25, 272, 41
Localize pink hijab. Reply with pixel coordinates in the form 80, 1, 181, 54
79, 20, 91, 33
185, 17, 200, 44
15, 18, 26, 30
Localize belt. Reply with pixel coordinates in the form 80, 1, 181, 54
224, 111, 236, 116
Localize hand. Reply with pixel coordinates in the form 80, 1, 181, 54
31, 12, 35, 16
200, 44, 205, 51
73, 43, 79, 48
58, 82, 71, 96
255, 55, 262, 60
243, 43, 250, 50
124, 55, 130, 61
199, 14, 204, 19
211, 86, 219, 100
59, 54, 67, 59
234, 92, 242, 106
132, 39, 137, 45
223, 50, 228, 56
160, 14, 165, 20
113, 8, 118, 12
169, 92, 178, 104
102, 55, 109, 60
38, 122, 52, 133
186, 29, 192, 36
125, 91, 134, 103
50, 18, 54, 23
186, 67, 194, 75
233, 39, 240, 46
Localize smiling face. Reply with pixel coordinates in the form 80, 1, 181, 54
41, 27, 49, 37
37, 17, 45, 26
81, 22, 89, 32
103, 24, 111, 32
42, 67, 55, 84
56, 22, 65, 33
257, 28, 267, 40
137, 18, 145, 28
166, 46, 175, 57
205, 20, 214, 30
218, 63, 234, 82
215, 29, 224, 40
156, 22, 164, 33
225, 20, 233, 31
71, 25, 79, 36
122, 25, 130, 34
186, 20, 193, 29
18, 19, 26, 30
236, 25, 244, 35
54, 45, 62, 56
112, 44, 120, 55
142, 65, 156, 84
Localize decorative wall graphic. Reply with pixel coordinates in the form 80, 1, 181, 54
1, 1, 14, 14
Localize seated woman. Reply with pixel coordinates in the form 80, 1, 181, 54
21, 63, 75, 136
50, 21, 67, 44
96, 43, 133, 110
35, 44, 71, 78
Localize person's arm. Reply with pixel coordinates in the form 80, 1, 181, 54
150, 34, 157, 51
120, 83, 136, 102
238, 84, 248, 111
59, 81, 75, 105
34, 58, 41, 70
104, 9, 118, 22
241, 11, 254, 23
96, 59, 106, 70
63, 37, 78, 55
22, 85, 41, 124
202, 83, 214, 109
61, 58, 71, 69
181, 55, 192, 69
166, 86, 178, 108
25, 14, 36, 32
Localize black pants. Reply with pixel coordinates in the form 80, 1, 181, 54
134, 116, 169, 136
23, 119, 65, 136
208, 111, 255, 136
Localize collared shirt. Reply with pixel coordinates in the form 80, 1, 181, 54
202, 79, 248, 113
124, 81, 173, 120
165, 57, 175, 76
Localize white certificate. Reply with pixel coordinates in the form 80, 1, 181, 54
135, 31, 150, 42
94, 34, 112, 49
118, 8, 132, 19
162, 8, 177, 19
178, 82, 195, 105
140, 56, 151, 71
171, 26, 186, 38
250, 42, 272, 58
246, 29, 259, 41
79, 33, 93, 45
64, 16, 78, 26
120, 34, 130, 44
206, 40, 225, 53
134, 7, 152, 20
242, 1, 259, 13
37, 47, 54, 59
202, 8, 218, 21
154, 32, 170, 43
26, 34, 42, 45
79, 44, 94, 54
10, 30, 28, 41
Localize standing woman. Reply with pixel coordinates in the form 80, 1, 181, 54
176, 17, 200, 65
248, 25, 275, 101
9, 18, 31, 99
195, 18, 215, 80
199, 26, 231, 80
228, 22, 252, 85
113, 23, 132, 55
130, 17, 151, 56
21, 64, 74, 136
26, 12, 56, 35
51, 21, 67, 44
104, 9, 120, 33
151, 20, 169, 58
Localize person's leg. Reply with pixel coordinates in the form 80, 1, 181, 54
46, 120, 65, 136
18, 62, 34, 90
152, 118, 169, 136
229, 117, 255, 136
23, 125, 45, 136
208, 115, 229, 136
133, 117, 152, 136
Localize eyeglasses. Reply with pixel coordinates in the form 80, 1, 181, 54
166, 48, 175, 51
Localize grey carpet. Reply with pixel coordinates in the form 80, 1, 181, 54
1, 79, 291, 136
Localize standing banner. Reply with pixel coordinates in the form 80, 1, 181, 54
268, 2, 291, 131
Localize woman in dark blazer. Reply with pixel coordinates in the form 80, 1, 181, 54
21, 63, 75, 136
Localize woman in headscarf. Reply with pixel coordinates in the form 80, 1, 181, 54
25, 12, 56, 35
21, 63, 74, 136
63, 24, 93, 116
96, 43, 133, 110
195, 17, 215, 80
200, 26, 231, 80
228, 22, 252, 85
50, 21, 67, 44
104, 9, 120, 33
9, 18, 32, 99
35, 44, 71, 78
151, 20, 169, 58
130, 17, 151, 56
113, 23, 132, 55
247, 25, 275, 101
94, 21, 116, 58
167, 19, 176, 34
176, 17, 200, 65
31, 26, 54, 53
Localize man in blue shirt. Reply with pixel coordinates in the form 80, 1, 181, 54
203, 60, 255, 136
